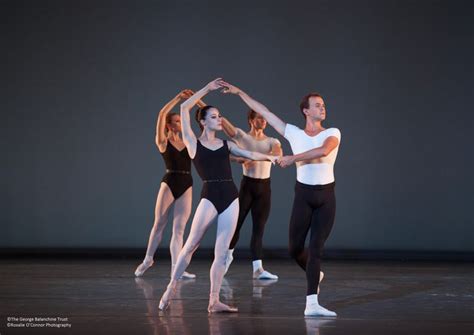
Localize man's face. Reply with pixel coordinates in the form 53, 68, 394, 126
250, 114, 267, 130
305, 96, 326, 121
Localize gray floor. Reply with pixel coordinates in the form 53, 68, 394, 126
0, 258, 473, 334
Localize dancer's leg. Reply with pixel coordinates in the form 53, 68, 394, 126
288, 185, 312, 271
159, 199, 217, 310
170, 187, 195, 278
229, 180, 252, 249
209, 199, 239, 313
250, 185, 277, 279
250, 184, 270, 260
307, 189, 336, 295
225, 181, 252, 274
305, 188, 337, 317
135, 183, 174, 277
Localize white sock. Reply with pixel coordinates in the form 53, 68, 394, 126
252, 260, 263, 272
305, 294, 337, 317
306, 294, 319, 305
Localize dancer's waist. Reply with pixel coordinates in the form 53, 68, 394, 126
203, 179, 233, 183
166, 169, 191, 175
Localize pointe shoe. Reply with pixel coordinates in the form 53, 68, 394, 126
158, 285, 176, 311
158, 298, 170, 311
134, 260, 154, 277
180, 271, 196, 279
253, 269, 278, 280
208, 301, 239, 313
317, 271, 324, 294
304, 304, 337, 317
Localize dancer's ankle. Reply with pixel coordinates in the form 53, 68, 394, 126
252, 259, 263, 273
144, 255, 153, 264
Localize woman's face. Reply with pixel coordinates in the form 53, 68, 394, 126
167, 114, 182, 133
202, 108, 223, 131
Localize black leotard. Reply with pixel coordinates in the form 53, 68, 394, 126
160, 141, 193, 199
192, 140, 238, 214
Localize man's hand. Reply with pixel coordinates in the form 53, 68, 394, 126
277, 155, 295, 168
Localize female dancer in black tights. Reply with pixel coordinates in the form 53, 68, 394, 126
158, 79, 277, 313
134, 89, 204, 279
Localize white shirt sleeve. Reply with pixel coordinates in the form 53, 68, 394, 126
325, 128, 341, 141
284, 123, 300, 143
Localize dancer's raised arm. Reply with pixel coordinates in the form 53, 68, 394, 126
180, 78, 221, 157
155, 89, 194, 152
219, 80, 286, 136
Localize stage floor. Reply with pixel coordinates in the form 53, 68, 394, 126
1, 258, 473, 334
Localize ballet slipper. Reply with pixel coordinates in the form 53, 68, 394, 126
158, 284, 176, 311
253, 268, 278, 280
134, 259, 154, 277
180, 271, 196, 279
207, 301, 238, 313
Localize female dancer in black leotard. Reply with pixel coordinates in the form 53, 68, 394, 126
134, 89, 205, 279
158, 79, 278, 313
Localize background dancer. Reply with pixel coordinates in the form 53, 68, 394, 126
134, 89, 204, 279
221, 111, 282, 279
158, 79, 277, 313
220, 80, 340, 317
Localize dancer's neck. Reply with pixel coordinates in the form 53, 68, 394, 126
200, 129, 217, 142
304, 119, 324, 135
249, 127, 266, 139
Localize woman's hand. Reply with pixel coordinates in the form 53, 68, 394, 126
179, 89, 195, 100
277, 155, 295, 168
206, 78, 223, 91
218, 80, 241, 95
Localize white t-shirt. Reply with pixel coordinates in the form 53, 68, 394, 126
233, 128, 281, 179
284, 124, 341, 185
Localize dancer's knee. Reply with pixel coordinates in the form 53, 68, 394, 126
213, 251, 227, 267
289, 245, 303, 260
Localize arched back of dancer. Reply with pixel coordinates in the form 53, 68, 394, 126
221, 111, 282, 279
220, 80, 340, 317
134, 89, 205, 279
158, 79, 277, 313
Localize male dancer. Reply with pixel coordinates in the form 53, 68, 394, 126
221, 111, 282, 279
219, 79, 341, 317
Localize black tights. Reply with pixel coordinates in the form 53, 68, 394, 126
229, 176, 271, 260
289, 181, 336, 295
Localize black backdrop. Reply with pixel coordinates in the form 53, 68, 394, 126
2, 0, 473, 252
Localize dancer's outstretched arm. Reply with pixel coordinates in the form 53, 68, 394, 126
156, 89, 194, 152
277, 136, 339, 168
218, 80, 287, 136
227, 141, 277, 163
180, 78, 222, 158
